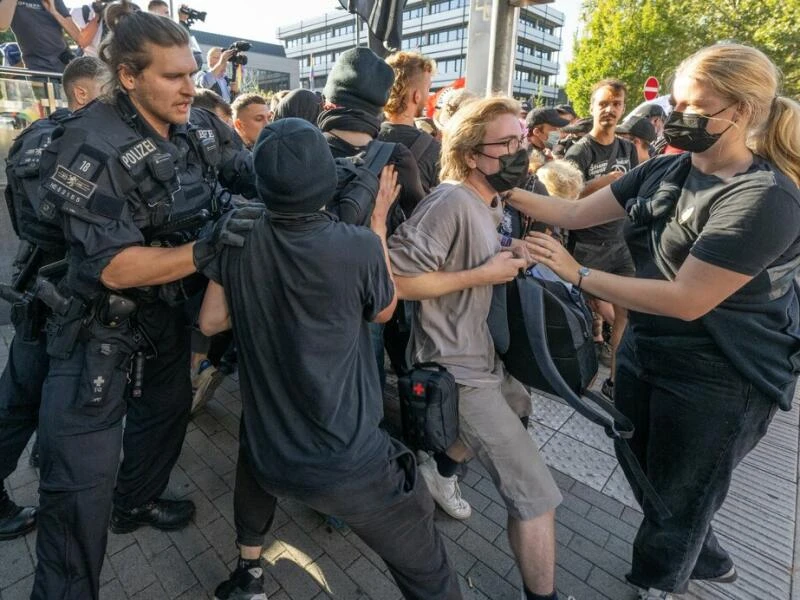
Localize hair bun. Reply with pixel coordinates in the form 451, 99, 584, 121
103, 0, 140, 32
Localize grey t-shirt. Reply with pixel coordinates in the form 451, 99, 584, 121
389, 182, 504, 388
12, 0, 71, 73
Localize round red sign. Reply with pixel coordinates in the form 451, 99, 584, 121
644, 76, 660, 101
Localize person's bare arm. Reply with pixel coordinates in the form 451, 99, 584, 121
394, 251, 527, 301
199, 281, 231, 335
100, 243, 197, 290
0, 0, 18, 32
579, 171, 622, 198
505, 184, 627, 232
525, 232, 753, 321
42, 0, 92, 47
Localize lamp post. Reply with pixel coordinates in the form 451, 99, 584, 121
465, 0, 554, 97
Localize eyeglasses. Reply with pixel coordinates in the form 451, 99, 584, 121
476, 135, 524, 156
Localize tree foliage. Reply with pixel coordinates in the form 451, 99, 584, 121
565, 0, 800, 116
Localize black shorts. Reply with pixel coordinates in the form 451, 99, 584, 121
572, 240, 635, 276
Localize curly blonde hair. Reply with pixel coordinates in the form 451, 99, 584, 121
536, 160, 584, 200
385, 51, 436, 116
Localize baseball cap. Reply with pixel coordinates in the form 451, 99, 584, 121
616, 116, 657, 143
525, 107, 570, 129
562, 117, 593, 135
630, 102, 666, 120
556, 104, 577, 119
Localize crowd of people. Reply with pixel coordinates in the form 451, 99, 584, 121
0, 2, 800, 600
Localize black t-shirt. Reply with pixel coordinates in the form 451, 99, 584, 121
611, 154, 800, 408
12, 0, 71, 73
378, 122, 441, 193
325, 132, 426, 220
206, 213, 395, 490
566, 134, 638, 244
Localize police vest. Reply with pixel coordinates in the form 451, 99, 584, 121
38, 95, 221, 237
4, 108, 72, 254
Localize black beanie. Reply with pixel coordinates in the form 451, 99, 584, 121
323, 47, 394, 116
273, 89, 322, 125
252, 118, 337, 214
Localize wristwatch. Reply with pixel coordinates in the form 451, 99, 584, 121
577, 266, 590, 292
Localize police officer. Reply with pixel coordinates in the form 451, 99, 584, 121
0, 56, 108, 541
31, 5, 260, 598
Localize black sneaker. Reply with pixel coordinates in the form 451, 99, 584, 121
214, 564, 267, 600
601, 378, 614, 401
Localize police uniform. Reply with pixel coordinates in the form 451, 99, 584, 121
30, 93, 253, 600
0, 109, 71, 539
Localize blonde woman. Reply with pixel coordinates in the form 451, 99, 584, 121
508, 43, 800, 599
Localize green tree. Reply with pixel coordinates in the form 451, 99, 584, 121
566, 0, 800, 116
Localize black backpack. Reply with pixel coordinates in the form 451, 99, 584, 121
326, 140, 400, 228
488, 271, 671, 520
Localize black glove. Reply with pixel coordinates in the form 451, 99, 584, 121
192, 205, 265, 272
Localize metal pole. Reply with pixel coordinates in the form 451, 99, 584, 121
168, 0, 174, 17
485, 0, 501, 97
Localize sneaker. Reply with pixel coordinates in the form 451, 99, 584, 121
0, 490, 36, 540
692, 565, 738, 583
638, 588, 674, 600
418, 455, 472, 520
214, 565, 267, 600
595, 341, 613, 368
191, 360, 224, 414
601, 377, 614, 401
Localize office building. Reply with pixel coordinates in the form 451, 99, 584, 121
276, 0, 563, 103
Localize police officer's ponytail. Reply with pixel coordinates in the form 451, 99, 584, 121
98, 0, 189, 97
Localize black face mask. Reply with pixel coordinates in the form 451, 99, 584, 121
477, 148, 529, 193
662, 103, 736, 153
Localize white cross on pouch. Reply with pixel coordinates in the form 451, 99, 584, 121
93, 376, 105, 392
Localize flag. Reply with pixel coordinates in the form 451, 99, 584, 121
426, 77, 465, 119
309, 53, 315, 91
338, 0, 407, 58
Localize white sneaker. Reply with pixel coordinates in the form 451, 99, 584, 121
191, 362, 224, 414
638, 588, 674, 600
417, 456, 472, 520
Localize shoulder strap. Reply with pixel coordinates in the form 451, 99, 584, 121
82, 4, 91, 24
516, 275, 671, 519
362, 140, 396, 177
408, 132, 434, 161
603, 137, 621, 175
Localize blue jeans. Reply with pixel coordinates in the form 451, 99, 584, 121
614, 332, 777, 593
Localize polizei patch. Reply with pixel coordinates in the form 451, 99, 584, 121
44, 165, 97, 207
119, 138, 158, 171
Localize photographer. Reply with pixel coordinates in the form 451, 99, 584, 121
71, 0, 109, 57
0, 0, 99, 73
195, 46, 239, 103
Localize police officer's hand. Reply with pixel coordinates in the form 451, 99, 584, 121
193, 205, 266, 272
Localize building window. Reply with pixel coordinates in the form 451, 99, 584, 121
429, 0, 467, 15
402, 34, 425, 50
438, 56, 464, 74
332, 23, 355, 37
247, 68, 290, 93
428, 26, 465, 45
403, 6, 424, 19
286, 37, 302, 48
308, 31, 325, 43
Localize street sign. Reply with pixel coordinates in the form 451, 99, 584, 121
643, 77, 659, 101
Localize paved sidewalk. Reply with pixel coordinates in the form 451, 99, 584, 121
0, 324, 798, 599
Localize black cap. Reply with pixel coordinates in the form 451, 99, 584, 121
556, 104, 577, 119
253, 118, 337, 214
322, 47, 394, 116
562, 117, 593, 134
520, 100, 532, 112
526, 107, 570, 129
630, 102, 666, 120
616, 116, 656, 143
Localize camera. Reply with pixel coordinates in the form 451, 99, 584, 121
179, 5, 207, 26
227, 41, 251, 66
91, 0, 111, 16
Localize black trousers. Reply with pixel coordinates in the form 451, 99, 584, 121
0, 330, 49, 482
614, 332, 777, 593
31, 304, 192, 600
233, 439, 463, 600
